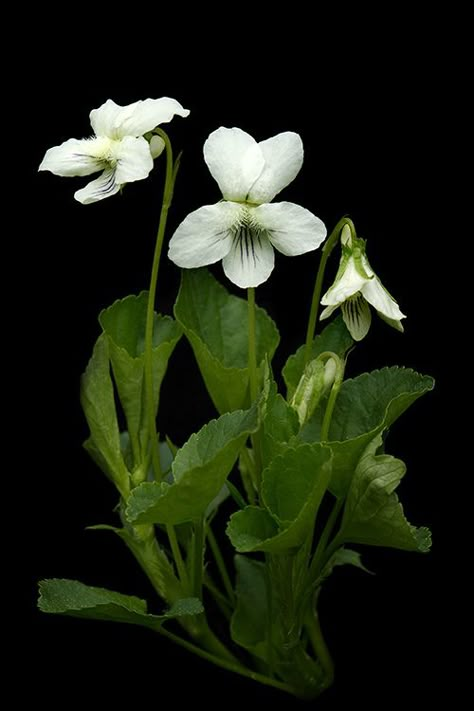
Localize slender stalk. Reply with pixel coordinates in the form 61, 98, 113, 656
305, 607, 334, 688
304, 217, 354, 365
144, 129, 176, 481
166, 524, 189, 592
247, 287, 262, 483
207, 525, 235, 604
309, 497, 343, 581
204, 577, 233, 620
158, 626, 296, 696
191, 518, 205, 600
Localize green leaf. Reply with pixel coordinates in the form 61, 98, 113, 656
126, 405, 259, 525
227, 444, 332, 553
174, 269, 279, 413
99, 292, 182, 458
80, 334, 129, 498
337, 435, 432, 552
300, 367, 434, 497
283, 317, 353, 401
231, 556, 268, 660
38, 579, 203, 628
318, 548, 372, 584
261, 377, 299, 466
226, 506, 279, 552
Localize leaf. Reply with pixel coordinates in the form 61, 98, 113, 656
231, 556, 268, 660
300, 367, 435, 497
38, 579, 203, 628
337, 434, 432, 552
318, 548, 372, 584
227, 444, 333, 553
261, 377, 299, 466
174, 269, 279, 413
126, 405, 259, 525
283, 317, 353, 400
99, 292, 182, 457
80, 334, 129, 498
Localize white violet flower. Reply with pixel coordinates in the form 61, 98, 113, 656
320, 224, 406, 340
39, 97, 190, 204
168, 127, 327, 288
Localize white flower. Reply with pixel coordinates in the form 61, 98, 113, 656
320, 224, 406, 340
167, 127, 326, 288
39, 98, 190, 204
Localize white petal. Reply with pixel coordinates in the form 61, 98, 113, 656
222, 232, 275, 289
253, 202, 326, 256
90, 97, 190, 138
247, 132, 304, 204
114, 136, 153, 184
168, 202, 242, 268
74, 169, 120, 204
361, 275, 406, 321
89, 99, 124, 137
150, 135, 165, 159
321, 256, 371, 306
39, 138, 103, 177
203, 127, 265, 202
378, 312, 405, 333
320, 304, 338, 321
341, 296, 372, 341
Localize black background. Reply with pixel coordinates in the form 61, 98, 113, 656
21, 19, 449, 708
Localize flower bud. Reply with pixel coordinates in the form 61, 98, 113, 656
291, 356, 337, 427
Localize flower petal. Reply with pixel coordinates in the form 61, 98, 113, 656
168, 202, 242, 268
114, 136, 154, 184
378, 312, 405, 333
341, 295, 372, 341
253, 202, 326, 256
39, 138, 103, 177
90, 98, 190, 138
203, 127, 265, 202
361, 275, 406, 321
320, 304, 338, 321
247, 132, 304, 204
321, 255, 371, 306
74, 169, 120, 204
149, 135, 165, 159
222, 232, 275, 289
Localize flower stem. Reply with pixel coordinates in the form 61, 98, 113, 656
304, 217, 354, 366
166, 524, 190, 592
207, 525, 235, 604
191, 518, 205, 600
144, 128, 176, 482
305, 606, 334, 689
247, 287, 262, 485
157, 626, 296, 696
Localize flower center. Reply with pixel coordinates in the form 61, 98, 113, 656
231, 208, 268, 264
88, 136, 122, 167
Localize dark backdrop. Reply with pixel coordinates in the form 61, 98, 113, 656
22, 32, 447, 709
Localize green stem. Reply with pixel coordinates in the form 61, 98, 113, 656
166, 524, 189, 593
239, 447, 257, 505
305, 606, 334, 688
207, 525, 235, 604
247, 287, 262, 485
144, 128, 176, 482
304, 217, 355, 366
204, 577, 233, 620
191, 518, 205, 600
158, 626, 296, 696
309, 498, 343, 581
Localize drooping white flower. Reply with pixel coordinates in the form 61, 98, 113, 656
320, 224, 406, 340
39, 98, 190, 204
167, 127, 326, 288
